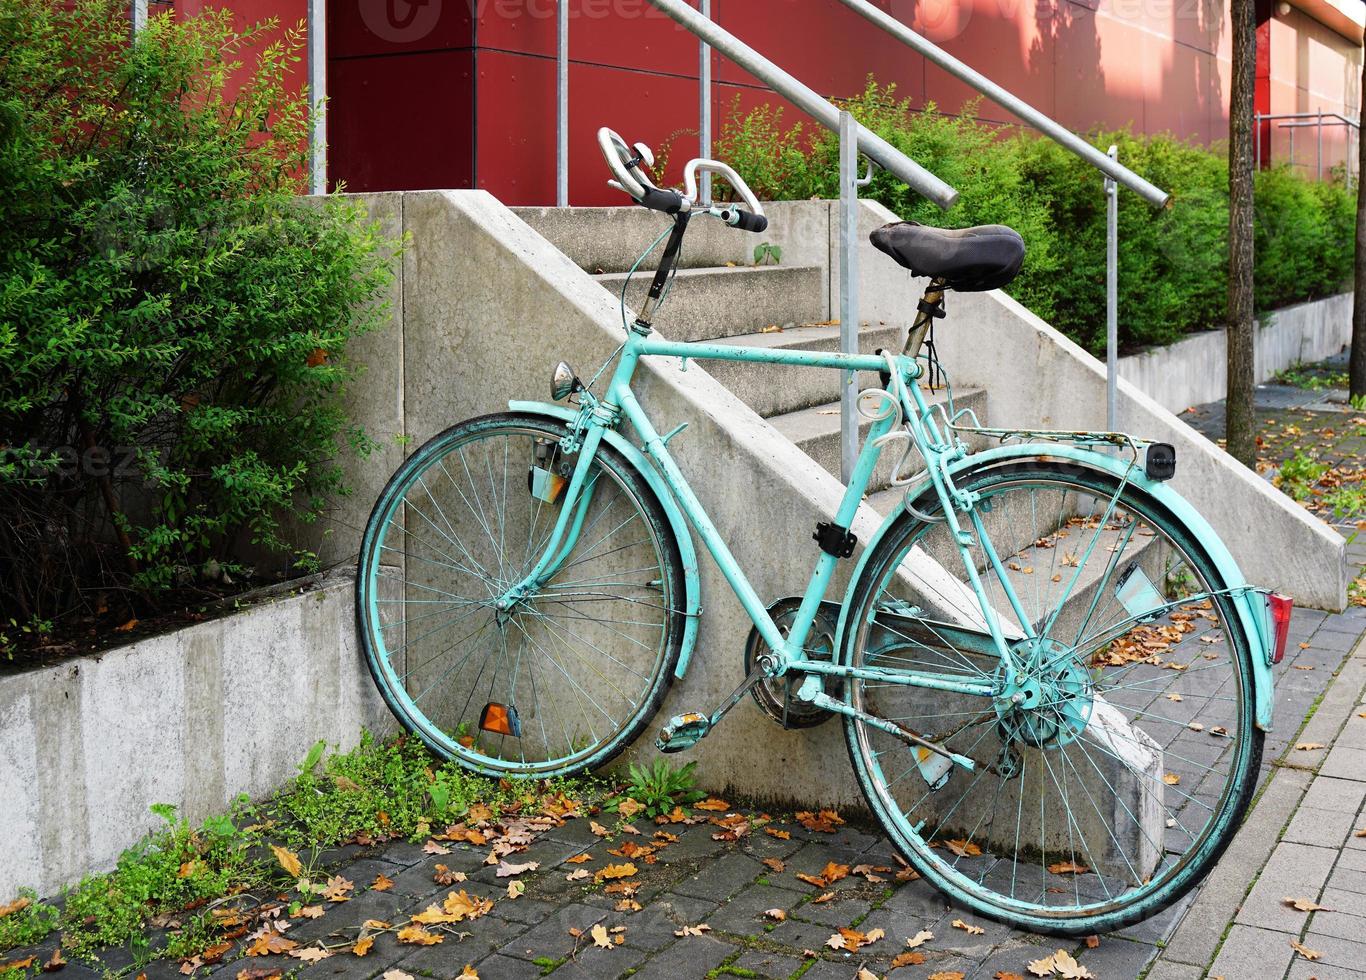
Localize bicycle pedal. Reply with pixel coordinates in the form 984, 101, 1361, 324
656, 712, 710, 753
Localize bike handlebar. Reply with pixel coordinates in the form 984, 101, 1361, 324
597, 126, 767, 233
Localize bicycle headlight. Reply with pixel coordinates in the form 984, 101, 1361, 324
551, 362, 579, 401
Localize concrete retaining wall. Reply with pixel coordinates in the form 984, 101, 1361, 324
1119, 293, 1352, 413
0, 571, 392, 900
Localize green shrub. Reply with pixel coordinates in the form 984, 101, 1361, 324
713, 79, 1353, 355
0, 0, 400, 637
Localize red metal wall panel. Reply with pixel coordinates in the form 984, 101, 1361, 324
331, 49, 475, 192
194, 0, 1359, 202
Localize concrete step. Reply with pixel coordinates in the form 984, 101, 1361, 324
514, 205, 753, 273
770, 386, 989, 494
594, 265, 827, 344
702, 321, 909, 418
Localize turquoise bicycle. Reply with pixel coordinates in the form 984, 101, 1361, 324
356, 127, 1294, 934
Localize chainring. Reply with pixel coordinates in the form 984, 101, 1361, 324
743, 598, 839, 729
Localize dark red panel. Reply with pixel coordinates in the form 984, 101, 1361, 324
329, 0, 473, 59
713, 0, 923, 104
477, 0, 699, 78
475, 51, 708, 205
329, 49, 475, 191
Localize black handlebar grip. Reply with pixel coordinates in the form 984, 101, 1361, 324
732, 209, 768, 234
638, 187, 685, 215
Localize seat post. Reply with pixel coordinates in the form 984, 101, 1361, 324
902, 277, 947, 357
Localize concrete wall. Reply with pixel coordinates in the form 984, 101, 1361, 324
0, 571, 391, 901
1119, 293, 1352, 413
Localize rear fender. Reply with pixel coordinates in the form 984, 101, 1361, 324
509, 400, 701, 677
835, 443, 1276, 731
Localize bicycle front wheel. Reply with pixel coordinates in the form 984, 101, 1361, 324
843, 459, 1262, 935
357, 413, 686, 778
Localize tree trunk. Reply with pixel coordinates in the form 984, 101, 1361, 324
1225, 0, 1258, 466
1350, 32, 1366, 401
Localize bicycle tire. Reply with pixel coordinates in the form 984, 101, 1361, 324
356, 412, 687, 778
841, 459, 1262, 935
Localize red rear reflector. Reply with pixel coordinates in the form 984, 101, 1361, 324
1269, 593, 1294, 664
479, 702, 521, 737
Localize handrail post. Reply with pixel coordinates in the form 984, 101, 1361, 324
307, 0, 326, 196
1317, 109, 1323, 181
839, 111, 860, 484
556, 0, 569, 207
698, 0, 712, 203
1105, 145, 1119, 434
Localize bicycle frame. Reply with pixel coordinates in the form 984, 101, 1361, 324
499, 325, 1035, 702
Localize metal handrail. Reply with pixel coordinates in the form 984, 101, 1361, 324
643, 0, 959, 209
833, 0, 1169, 209
1256, 110, 1360, 184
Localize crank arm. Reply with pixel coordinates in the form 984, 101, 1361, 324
805, 692, 976, 772
656, 661, 769, 753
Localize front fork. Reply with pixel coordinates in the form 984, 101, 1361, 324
496, 405, 611, 611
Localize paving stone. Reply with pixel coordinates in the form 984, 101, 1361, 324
1287, 960, 1366, 980
1235, 841, 1339, 933
469, 836, 587, 884
383, 851, 490, 901
542, 941, 648, 979
703, 882, 803, 936
497, 902, 608, 962
1067, 935, 1156, 978
1301, 931, 1366, 975
1208, 923, 1297, 980
452, 954, 541, 979
765, 914, 846, 953
1309, 630, 1363, 652
1159, 767, 1313, 966
789, 889, 873, 929
1301, 776, 1366, 814
740, 829, 808, 862
730, 947, 807, 978
1330, 865, 1366, 895
1140, 962, 1206, 980
285, 888, 415, 943
647, 824, 728, 865
670, 851, 763, 901
391, 914, 526, 972
599, 899, 710, 952
1284, 806, 1361, 848
788, 822, 880, 853
628, 935, 736, 979
490, 896, 561, 925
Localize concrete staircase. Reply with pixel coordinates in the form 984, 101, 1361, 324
524, 208, 989, 525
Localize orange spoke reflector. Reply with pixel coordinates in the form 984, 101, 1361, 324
480, 702, 522, 737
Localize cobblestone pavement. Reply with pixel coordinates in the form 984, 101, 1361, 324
15, 612, 1361, 979
15, 380, 1366, 980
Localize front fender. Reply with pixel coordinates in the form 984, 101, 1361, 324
836, 443, 1276, 731
509, 400, 700, 677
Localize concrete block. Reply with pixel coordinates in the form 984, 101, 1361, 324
1119, 292, 1352, 414
1209, 924, 1297, 980
595, 264, 827, 343
0, 571, 393, 900
1235, 841, 1338, 932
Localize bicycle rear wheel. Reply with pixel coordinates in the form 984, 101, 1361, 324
842, 460, 1262, 935
356, 413, 686, 778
